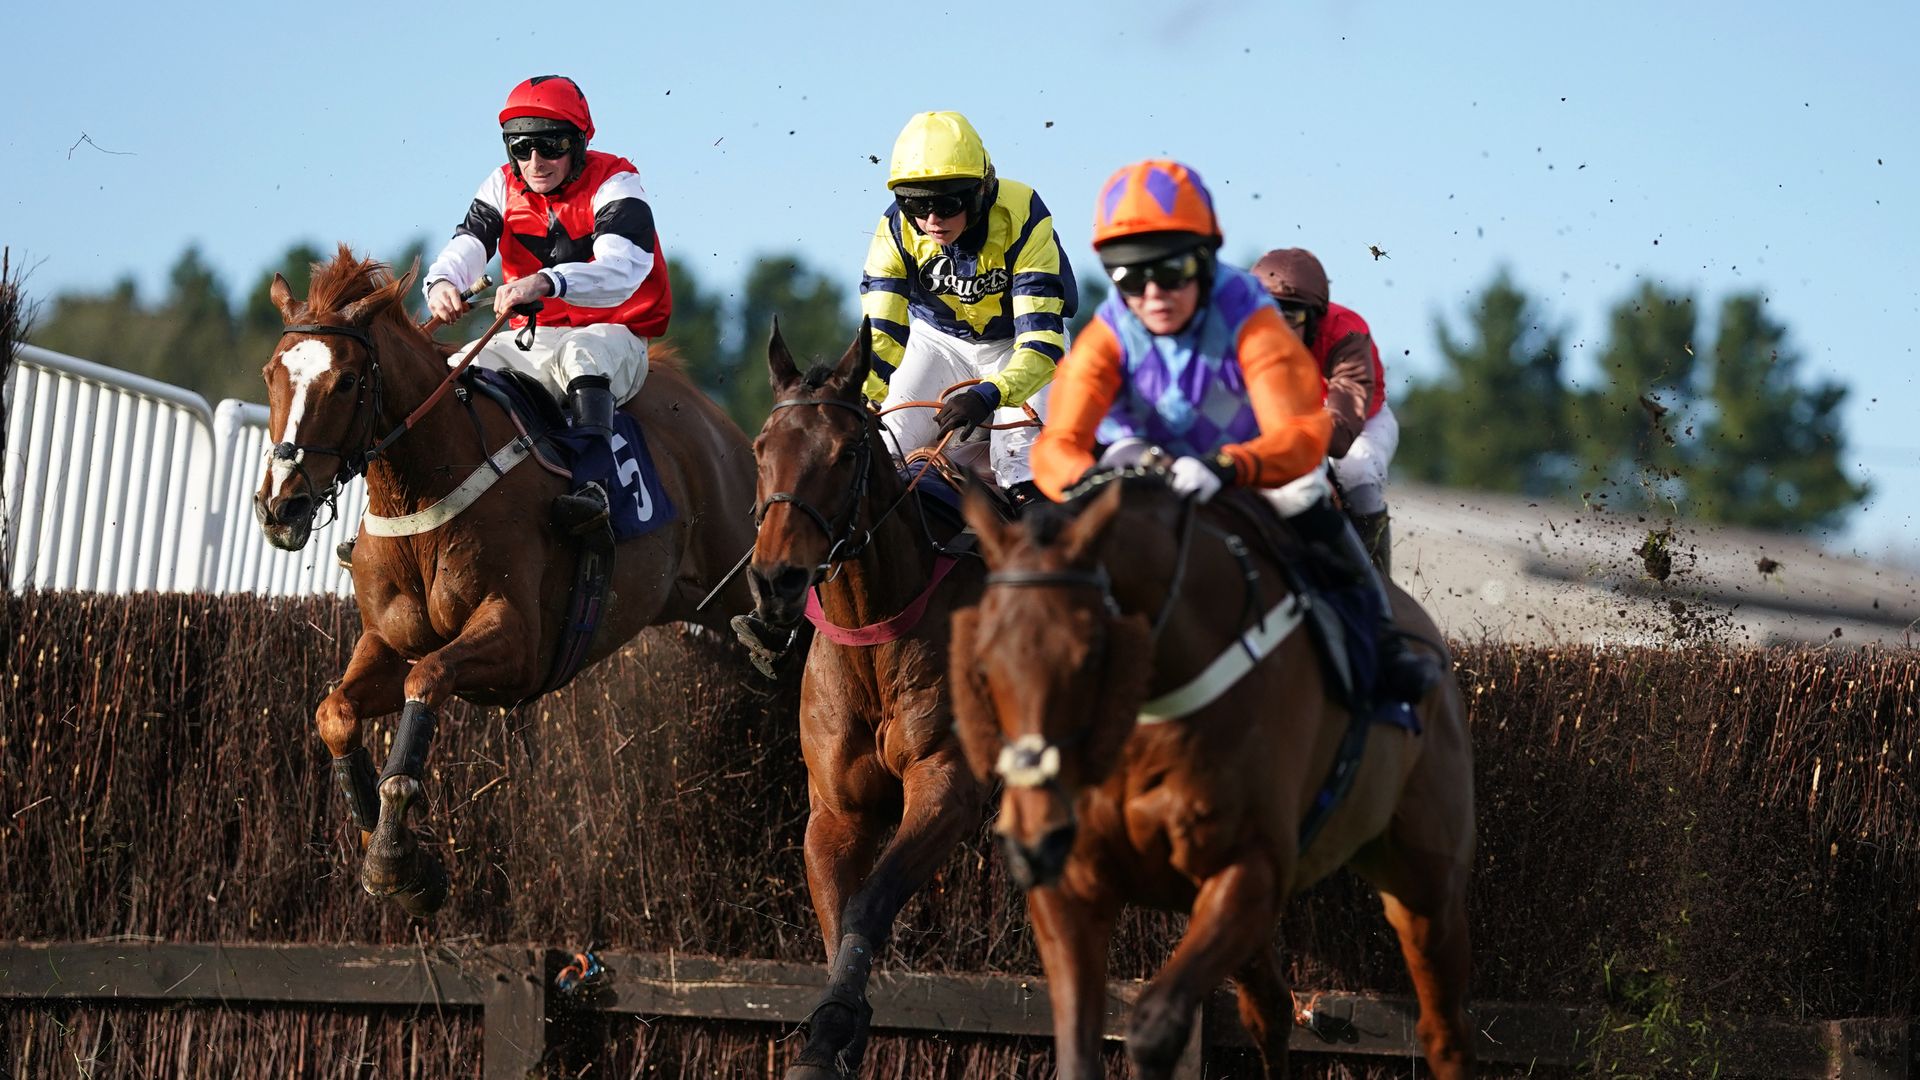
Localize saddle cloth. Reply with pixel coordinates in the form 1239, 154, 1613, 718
466, 367, 676, 542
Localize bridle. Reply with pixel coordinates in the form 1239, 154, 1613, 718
981, 473, 1200, 790
269, 307, 515, 522
752, 396, 878, 578
268, 321, 388, 523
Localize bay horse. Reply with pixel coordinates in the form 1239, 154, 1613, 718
745, 322, 987, 1079
254, 247, 760, 917
950, 475, 1476, 1079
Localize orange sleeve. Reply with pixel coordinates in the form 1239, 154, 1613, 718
1031, 316, 1125, 501
1219, 306, 1334, 487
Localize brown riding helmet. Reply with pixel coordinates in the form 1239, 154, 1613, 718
1252, 247, 1330, 311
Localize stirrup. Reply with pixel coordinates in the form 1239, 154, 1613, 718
731, 614, 791, 680
552, 481, 611, 537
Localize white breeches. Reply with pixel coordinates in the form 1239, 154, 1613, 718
1329, 403, 1399, 514
878, 320, 1047, 486
452, 322, 650, 406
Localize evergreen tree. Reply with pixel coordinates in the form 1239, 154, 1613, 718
724, 253, 855, 432
1396, 270, 1572, 495
1571, 282, 1699, 513
1689, 294, 1865, 530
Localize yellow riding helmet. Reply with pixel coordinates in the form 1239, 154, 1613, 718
887, 111, 991, 191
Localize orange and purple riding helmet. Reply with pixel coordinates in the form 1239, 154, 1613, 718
1091, 159, 1222, 268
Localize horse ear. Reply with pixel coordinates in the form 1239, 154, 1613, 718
269, 273, 300, 322
767, 317, 800, 388
1059, 483, 1124, 565
963, 486, 1016, 565
832, 317, 873, 395
946, 607, 1002, 783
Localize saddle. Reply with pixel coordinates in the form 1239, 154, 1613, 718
1207, 490, 1377, 713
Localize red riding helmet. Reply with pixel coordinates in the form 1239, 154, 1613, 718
1251, 248, 1330, 310
499, 75, 595, 143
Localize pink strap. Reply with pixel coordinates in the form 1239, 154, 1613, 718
805, 556, 959, 646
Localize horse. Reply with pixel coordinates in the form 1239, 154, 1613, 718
950, 475, 1476, 1080
253, 246, 761, 917
745, 322, 989, 1079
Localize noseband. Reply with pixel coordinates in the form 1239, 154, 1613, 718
753, 396, 877, 573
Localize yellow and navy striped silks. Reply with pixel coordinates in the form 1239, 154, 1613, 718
857, 178, 1078, 406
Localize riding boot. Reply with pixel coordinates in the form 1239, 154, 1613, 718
1347, 508, 1391, 577
1291, 498, 1439, 704
335, 539, 356, 569
552, 376, 615, 537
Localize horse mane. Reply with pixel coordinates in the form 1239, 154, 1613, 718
304, 245, 404, 321
1026, 469, 1170, 545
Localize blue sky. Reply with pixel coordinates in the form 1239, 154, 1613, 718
8, 1, 1916, 551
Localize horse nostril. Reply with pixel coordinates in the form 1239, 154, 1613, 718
276, 495, 313, 525
771, 566, 812, 599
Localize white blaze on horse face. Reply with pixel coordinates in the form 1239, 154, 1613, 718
272, 339, 337, 488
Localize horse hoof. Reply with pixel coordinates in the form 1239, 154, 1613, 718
361, 820, 414, 897
783, 1064, 846, 1080
390, 850, 449, 919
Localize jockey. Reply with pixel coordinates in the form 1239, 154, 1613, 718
422, 75, 669, 538
1030, 160, 1439, 704
1252, 248, 1399, 573
860, 111, 1077, 503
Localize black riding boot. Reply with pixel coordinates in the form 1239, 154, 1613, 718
553, 375, 614, 537
1348, 508, 1392, 576
1292, 498, 1439, 704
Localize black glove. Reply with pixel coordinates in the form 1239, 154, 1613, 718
933, 387, 995, 438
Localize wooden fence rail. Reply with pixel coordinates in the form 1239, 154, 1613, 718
0, 943, 1906, 1078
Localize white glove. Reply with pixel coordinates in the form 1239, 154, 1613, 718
1168, 455, 1225, 503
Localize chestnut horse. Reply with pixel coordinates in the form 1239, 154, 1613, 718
745, 323, 987, 1079
951, 475, 1476, 1080
254, 247, 759, 917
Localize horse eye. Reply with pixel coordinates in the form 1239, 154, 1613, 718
335, 372, 358, 392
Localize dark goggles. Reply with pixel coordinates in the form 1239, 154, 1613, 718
896, 190, 971, 221
505, 133, 577, 162
1107, 253, 1202, 296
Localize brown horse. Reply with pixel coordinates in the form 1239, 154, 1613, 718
951, 475, 1476, 1080
745, 323, 987, 1079
254, 247, 760, 916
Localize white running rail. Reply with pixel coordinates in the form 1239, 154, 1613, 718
4, 344, 356, 595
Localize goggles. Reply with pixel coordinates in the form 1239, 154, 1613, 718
505, 133, 577, 162
896, 190, 971, 221
1275, 299, 1312, 322
1107, 253, 1201, 297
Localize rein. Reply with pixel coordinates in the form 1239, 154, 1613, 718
876, 378, 1043, 431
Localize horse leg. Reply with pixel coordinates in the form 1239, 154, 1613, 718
1365, 844, 1475, 1079
788, 752, 980, 1079
1128, 858, 1279, 1080
1027, 884, 1118, 1080
787, 780, 889, 1080
315, 632, 409, 845
1231, 945, 1293, 1079
363, 598, 537, 919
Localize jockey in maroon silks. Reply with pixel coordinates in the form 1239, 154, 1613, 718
423, 74, 671, 537
1253, 247, 1400, 573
